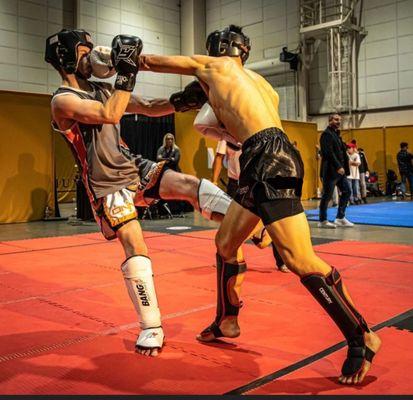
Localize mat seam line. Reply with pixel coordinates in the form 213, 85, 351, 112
224, 308, 413, 395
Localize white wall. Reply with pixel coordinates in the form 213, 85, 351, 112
0, 0, 75, 94
0, 0, 182, 97
78, 0, 181, 98
205, 0, 300, 119
309, 0, 413, 114
206, 0, 413, 119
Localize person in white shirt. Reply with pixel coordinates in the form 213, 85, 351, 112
347, 143, 361, 204
212, 140, 289, 272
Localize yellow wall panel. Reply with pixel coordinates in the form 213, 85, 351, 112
0, 91, 53, 223
175, 112, 318, 200
282, 120, 318, 200
54, 132, 77, 203
350, 128, 386, 185
384, 126, 413, 176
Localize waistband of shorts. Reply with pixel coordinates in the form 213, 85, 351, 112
242, 127, 284, 151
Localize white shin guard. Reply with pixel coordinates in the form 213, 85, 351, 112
121, 255, 162, 330
198, 179, 231, 220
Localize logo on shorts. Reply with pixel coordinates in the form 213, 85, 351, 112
136, 283, 150, 306
319, 288, 333, 304
238, 185, 249, 195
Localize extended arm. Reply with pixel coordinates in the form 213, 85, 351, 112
126, 94, 174, 117
139, 54, 214, 76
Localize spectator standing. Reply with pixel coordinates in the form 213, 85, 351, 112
358, 147, 369, 203
347, 143, 361, 204
397, 142, 413, 198
157, 133, 181, 172
318, 114, 354, 228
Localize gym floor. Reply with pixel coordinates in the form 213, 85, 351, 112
0, 200, 412, 395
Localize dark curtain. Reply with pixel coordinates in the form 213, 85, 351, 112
120, 114, 175, 161
120, 113, 191, 215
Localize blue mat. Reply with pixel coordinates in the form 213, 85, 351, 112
305, 201, 413, 228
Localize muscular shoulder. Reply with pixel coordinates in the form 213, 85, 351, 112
204, 57, 239, 72
51, 91, 78, 114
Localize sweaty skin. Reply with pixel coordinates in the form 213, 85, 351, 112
139, 55, 282, 142
139, 52, 381, 384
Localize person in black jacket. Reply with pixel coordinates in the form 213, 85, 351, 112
397, 142, 413, 198
157, 133, 181, 172
358, 147, 369, 204
318, 114, 354, 228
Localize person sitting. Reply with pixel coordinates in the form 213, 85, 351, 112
367, 172, 381, 196
157, 133, 181, 172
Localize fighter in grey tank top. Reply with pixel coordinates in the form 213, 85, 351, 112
51, 81, 140, 200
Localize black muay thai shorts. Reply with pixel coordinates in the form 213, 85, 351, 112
234, 127, 305, 225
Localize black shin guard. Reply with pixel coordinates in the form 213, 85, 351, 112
215, 254, 246, 324
301, 267, 372, 376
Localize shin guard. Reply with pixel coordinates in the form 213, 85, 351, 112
198, 179, 231, 220
121, 255, 162, 330
215, 254, 246, 324
301, 267, 372, 376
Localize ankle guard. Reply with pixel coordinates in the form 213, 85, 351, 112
301, 267, 371, 376
215, 254, 246, 325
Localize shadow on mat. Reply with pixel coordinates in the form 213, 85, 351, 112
0, 329, 261, 394
252, 375, 378, 395
197, 340, 263, 356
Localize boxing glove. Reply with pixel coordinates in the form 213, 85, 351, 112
111, 35, 142, 91
170, 80, 208, 112
90, 46, 116, 79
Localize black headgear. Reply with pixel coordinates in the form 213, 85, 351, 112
206, 25, 251, 63
45, 29, 93, 74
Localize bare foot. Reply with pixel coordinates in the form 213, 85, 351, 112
338, 330, 381, 385
135, 327, 164, 357
196, 316, 240, 342
278, 264, 290, 273
136, 347, 160, 357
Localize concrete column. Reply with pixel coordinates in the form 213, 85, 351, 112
180, 0, 206, 87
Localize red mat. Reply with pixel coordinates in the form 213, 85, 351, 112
0, 231, 412, 394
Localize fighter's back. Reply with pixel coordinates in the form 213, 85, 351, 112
198, 57, 283, 143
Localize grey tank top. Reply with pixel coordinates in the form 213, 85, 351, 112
52, 82, 139, 200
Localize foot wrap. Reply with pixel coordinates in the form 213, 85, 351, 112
215, 254, 246, 324
301, 267, 374, 377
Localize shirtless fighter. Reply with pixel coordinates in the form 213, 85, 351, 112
45, 29, 232, 357
138, 25, 381, 383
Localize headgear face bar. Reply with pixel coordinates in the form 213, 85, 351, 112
206, 25, 251, 64
45, 29, 93, 74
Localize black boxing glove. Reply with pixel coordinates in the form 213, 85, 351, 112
111, 34, 142, 92
169, 80, 208, 112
